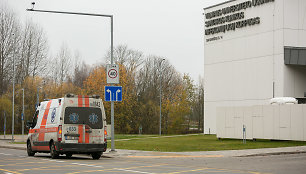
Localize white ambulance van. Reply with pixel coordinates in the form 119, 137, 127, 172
26, 94, 107, 159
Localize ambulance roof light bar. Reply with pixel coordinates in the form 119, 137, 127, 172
65, 94, 75, 98
65, 94, 100, 99
91, 95, 100, 99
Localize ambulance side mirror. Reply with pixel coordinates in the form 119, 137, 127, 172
26, 121, 34, 129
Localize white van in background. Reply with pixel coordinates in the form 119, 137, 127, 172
270, 97, 298, 105
26, 94, 107, 159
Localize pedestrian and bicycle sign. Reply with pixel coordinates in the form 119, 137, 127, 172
105, 86, 122, 102
106, 64, 119, 84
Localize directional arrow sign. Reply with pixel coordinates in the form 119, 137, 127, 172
105, 86, 122, 102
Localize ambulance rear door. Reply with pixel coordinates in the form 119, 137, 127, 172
62, 97, 105, 144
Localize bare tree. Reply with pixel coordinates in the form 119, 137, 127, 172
194, 77, 204, 131
136, 56, 182, 134
105, 44, 144, 75
17, 19, 48, 83
0, 5, 20, 94
73, 51, 90, 88
137, 56, 181, 103
57, 43, 71, 84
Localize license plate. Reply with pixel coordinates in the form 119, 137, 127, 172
65, 136, 79, 140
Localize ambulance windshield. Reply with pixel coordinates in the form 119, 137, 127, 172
64, 107, 103, 129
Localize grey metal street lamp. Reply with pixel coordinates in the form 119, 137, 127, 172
159, 59, 165, 136
22, 88, 25, 141
26, 3, 115, 151
12, 33, 16, 142
16, 88, 25, 141
36, 87, 41, 109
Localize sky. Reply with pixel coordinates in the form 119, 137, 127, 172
2, 0, 225, 84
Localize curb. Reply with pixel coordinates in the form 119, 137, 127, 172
237, 151, 306, 157
0, 145, 26, 150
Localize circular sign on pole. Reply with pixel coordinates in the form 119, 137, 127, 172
107, 64, 119, 84
108, 69, 118, 79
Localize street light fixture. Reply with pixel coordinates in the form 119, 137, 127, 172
26, 3, 115, 151
159, 58, 165, 136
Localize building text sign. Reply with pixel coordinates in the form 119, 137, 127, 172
205, 0, 274, 42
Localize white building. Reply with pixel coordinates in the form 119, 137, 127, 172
204, 0, 306, 134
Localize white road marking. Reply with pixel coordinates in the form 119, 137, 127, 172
71, 162, 103, 168
115, 168, 155, 174
93, 165, 103, 168
77, 163, 86, 165
71, 163, 80, 165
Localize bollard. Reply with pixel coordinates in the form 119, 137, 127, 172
243, 125, 246, 144
3, 111, 6, 139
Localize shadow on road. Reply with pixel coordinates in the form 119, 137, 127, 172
31, 154, 112, 160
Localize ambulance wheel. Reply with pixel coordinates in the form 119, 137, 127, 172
91, 152, 102, 160
50, 142, 59, 159
27, 141, 35, 156
66, 153, 73, 158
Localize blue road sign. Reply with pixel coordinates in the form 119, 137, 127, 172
21, 113, 24, 121
105, 86, 122, 102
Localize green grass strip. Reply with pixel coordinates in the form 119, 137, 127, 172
112, 134, 306, 152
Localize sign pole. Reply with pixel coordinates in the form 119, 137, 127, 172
111, 101, 115, 151
110, 16, 116, 152
105, 86, 122, 152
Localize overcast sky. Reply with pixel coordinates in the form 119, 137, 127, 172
3, 0, 225, 84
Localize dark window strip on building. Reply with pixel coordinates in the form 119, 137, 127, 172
284, 47, 306, 66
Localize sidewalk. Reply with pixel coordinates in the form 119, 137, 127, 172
0, 134, 27, 150
1, 135, 306, 158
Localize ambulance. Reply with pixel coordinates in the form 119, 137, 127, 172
26, 94, 107, 159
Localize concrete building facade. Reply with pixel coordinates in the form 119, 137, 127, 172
204, 0, 306, 134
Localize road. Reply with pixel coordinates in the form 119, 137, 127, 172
0, 148, 306, 174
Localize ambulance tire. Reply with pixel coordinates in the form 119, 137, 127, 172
91, 152, 102, 160
27, 141, 35, 156
66, 153, 73, 158
50, 142, 59, 159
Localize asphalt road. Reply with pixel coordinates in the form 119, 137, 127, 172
0, 148, 306, 174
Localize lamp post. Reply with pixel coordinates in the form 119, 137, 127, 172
22, 88, 25, 142
3, 111, 6, 139
12, 33, 16, 142
36, 87, 39, 109
27, 3, 115, 151
159, 59, 165, 136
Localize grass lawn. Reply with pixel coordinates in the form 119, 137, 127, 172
10, 142, 26, 144
113, 134, 306, 152
7, 134, 306, 152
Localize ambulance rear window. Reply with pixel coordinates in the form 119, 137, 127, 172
64, 107, 103, 129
